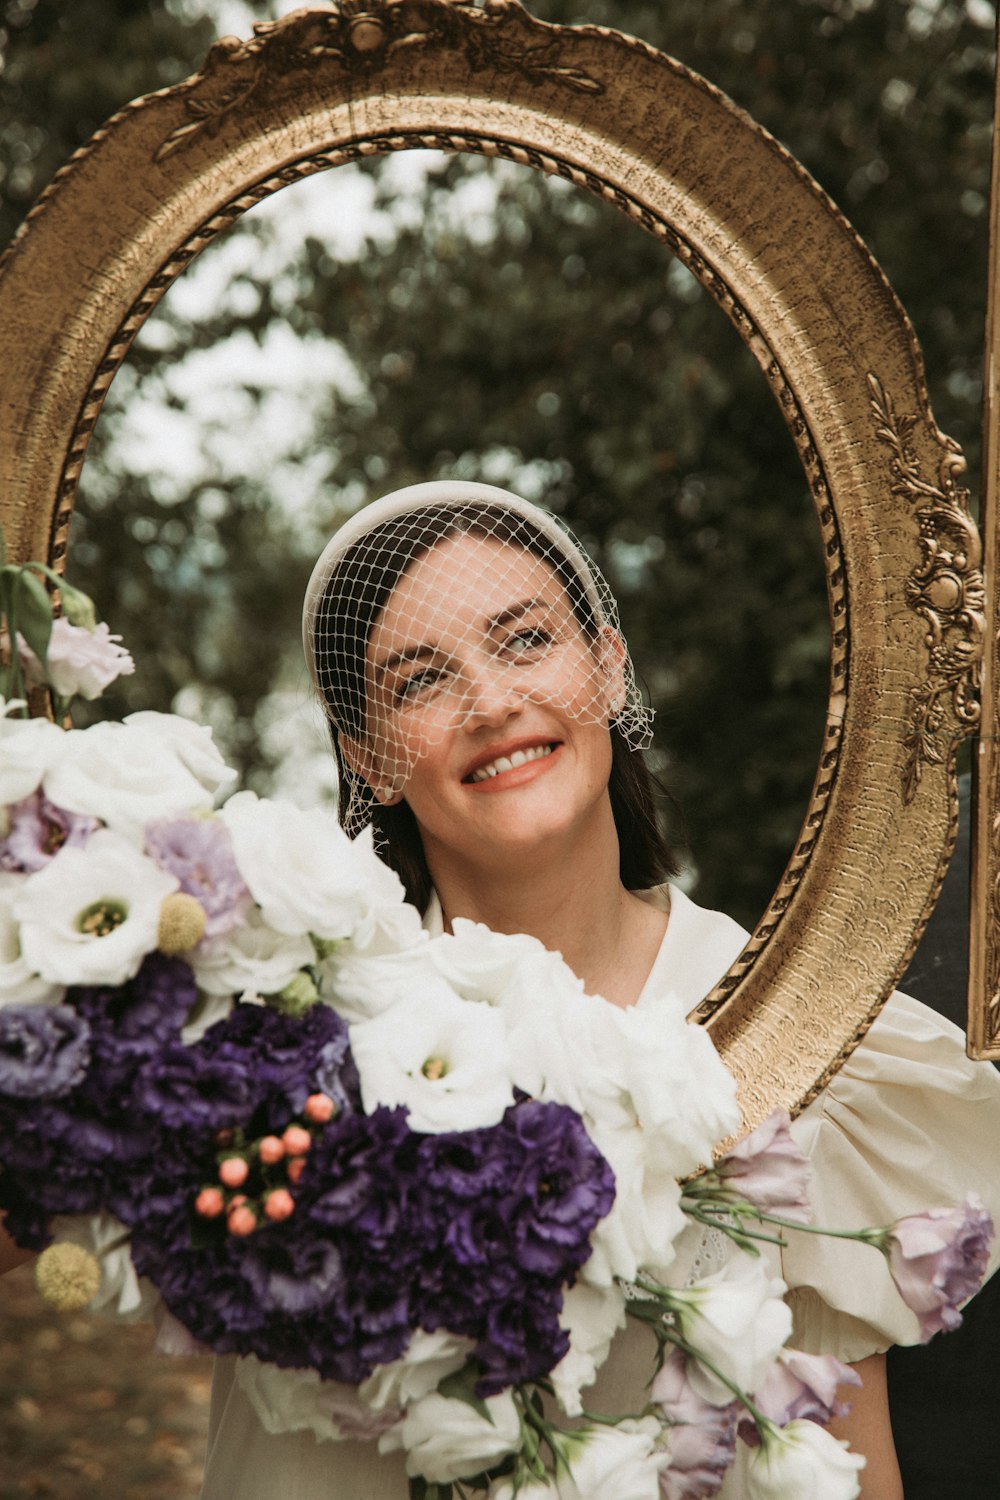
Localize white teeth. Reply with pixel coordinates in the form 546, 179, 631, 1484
470, 744, 553, 783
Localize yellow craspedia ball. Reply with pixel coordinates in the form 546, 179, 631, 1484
35, 1242, 101, 1311
158, 891, 208, 954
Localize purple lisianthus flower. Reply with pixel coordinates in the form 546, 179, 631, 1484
241, 1236, 346, 1315
0, 1004, 90, 1098
881, 1195, 994, 1338
713, 1109, 813, 1224
0, 791, 99, 874
740, 1349, 861, 1444
652, 1346, 739, 1499
72, 953, 198, 1052
503, 1099, 616, 1278
145, 817, 251, 939
206, 1001, 361, 1130
135, 1042, 253, 1130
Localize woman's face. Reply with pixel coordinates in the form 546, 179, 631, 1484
353, 532, 623, 865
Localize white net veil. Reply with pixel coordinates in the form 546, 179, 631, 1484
302, 480, 654, 838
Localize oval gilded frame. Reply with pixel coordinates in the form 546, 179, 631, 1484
0, 0, 981, 1135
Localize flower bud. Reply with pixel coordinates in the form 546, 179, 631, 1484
58, 582, 98, 632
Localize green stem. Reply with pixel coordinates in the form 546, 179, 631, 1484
660, 1327, 774, 1434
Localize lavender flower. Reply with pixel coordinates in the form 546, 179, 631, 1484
652, 1346, 738, 1499
0, 1004, 90, 1098
0, 791, 99, 874
712, 1109, 812, 1224
145, 818, 251, 939
740, 1349, 860, 1443
878, 1196, 994, 1338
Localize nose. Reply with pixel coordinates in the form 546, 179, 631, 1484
460, 658, 524, 729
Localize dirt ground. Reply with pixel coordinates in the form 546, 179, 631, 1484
0, 1261, 210, 1499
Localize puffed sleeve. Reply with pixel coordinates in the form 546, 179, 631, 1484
780, 990, 1000, 1365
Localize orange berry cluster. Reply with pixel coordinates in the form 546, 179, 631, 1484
194, 1092, 338, 1237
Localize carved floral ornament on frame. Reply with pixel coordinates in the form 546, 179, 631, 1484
0, 0, 993, 1127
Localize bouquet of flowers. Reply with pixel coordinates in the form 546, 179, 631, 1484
0, 543, 993, 1500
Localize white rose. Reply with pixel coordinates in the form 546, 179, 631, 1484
556, 1419, 664, 1500
0, 705, 65, 804
191, 906, 314, 997
0, 874, 63, 1006
550, 1281, 627, 1416
359, 1329, 475, 1413
124, 710, 236, 795
671, 1253, 793, 1406
44, 720, 219, 837
746, 1419, 865, 1500
13, 829, 178, 986
349, 987, 515, 1133
49, 1212, 158, 1322
383, 1390, 522, 1482
21, 618, 134, 701
221, 792, 384, 941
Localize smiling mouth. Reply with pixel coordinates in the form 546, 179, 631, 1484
464, 743, 558, 784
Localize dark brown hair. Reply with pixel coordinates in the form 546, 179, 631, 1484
313, 500, 678, 909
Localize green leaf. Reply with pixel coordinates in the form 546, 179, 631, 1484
437, 1364, 493, 1424
12, 567, 53, 670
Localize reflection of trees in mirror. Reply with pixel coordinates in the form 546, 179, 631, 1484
2, 0, 992, 929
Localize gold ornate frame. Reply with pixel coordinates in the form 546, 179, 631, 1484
0, 0, 982, 1132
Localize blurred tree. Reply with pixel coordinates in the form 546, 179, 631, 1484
0, 0, 993, 924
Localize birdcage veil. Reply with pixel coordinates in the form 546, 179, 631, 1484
302, 480, 654, 836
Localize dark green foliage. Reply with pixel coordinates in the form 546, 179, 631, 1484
0, 0, 992, 923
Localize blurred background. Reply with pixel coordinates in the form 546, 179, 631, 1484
0, 0, 995, 1493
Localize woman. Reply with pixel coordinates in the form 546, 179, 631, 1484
198, 478, 1000, 1498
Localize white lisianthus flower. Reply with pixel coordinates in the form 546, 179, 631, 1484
20, 618, 135, 701
488, 1481, 556, 1500
49, 1212, 158, 1322
613, 1005, 741, 1177
339, 825, 425, 955
670, 1254, 793, 1406
359, 1329, 475, 1413
746, 1419, 865, 1499
0, 703, 65, 804
550, 1282, 627, 1416
318, 946, 443, 1023
236, 1356, 400, 1444
13, 829, 179, 986
382, 1390, 522, 1482
221, 792, 397, 942
427, 918, 560, 1007
44, 721, 223, 838
0, 875, 63, 1007
123, 710, 236, 795
554, 1418, 664, 1500
191, 906, 314, 997
349, 987, 515, 1132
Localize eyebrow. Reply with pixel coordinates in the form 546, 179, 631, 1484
373, 597, 547, 681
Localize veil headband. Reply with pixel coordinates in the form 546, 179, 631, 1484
303, 481, 653, 834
